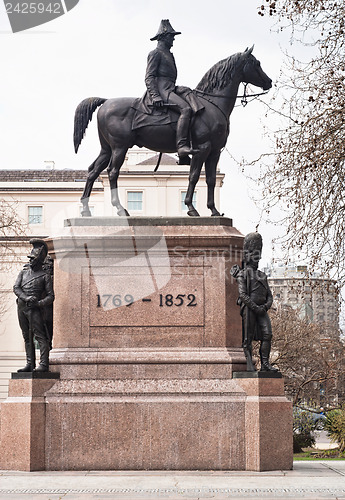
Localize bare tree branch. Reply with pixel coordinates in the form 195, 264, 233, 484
266, 304, 345, 407
253, 1, 345, 284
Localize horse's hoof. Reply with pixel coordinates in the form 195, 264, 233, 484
187, 209, 200, 217
81, 209, 92, 217
211, 211, 224, 217
117, 209, 130, 217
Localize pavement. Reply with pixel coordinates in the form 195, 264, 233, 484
1, 462, 345, 500
314, 430, 338, 450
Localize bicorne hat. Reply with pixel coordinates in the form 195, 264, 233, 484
150, 19, 181, 41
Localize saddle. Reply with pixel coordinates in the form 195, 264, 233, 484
131, 86, 204, 131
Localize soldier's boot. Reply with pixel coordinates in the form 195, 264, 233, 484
176, 115, 199, 163
33, 341, 49, 373
260, 341, 279, 372
243, 346, 256, 372
17, 342, 35, 372
17, 363, 33, 372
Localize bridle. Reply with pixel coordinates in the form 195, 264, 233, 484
194, 84, 270, 107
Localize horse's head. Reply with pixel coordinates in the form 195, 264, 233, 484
242, 46, 272, 91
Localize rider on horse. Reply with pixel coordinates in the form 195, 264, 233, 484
142, 20, 201, 165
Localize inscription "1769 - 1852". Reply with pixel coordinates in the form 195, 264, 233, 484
96, 293, 197, 308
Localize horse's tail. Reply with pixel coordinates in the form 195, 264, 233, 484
74, 97, 107, 153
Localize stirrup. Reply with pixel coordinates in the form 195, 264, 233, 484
177, 155, 191, 166
177, 146, 200, 157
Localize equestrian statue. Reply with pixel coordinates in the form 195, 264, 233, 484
74, 20, 272, 217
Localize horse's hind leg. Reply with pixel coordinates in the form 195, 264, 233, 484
80, 147, 111, 216
107, 148, 129, 216
205, 150, 222, 216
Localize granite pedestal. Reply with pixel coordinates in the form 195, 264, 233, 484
0, 217, 293, 471
0, 373, 59, 471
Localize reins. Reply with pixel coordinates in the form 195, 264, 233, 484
238, 83, 270, 107
194, 91, 229, 123
194, 84, 269, 107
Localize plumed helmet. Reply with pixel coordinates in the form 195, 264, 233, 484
243, 232, 262, 252
243, 232, 262, 265
150, 19, 181, 41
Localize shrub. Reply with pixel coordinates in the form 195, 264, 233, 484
325, 407, 345, 452
293, 408, 316, 453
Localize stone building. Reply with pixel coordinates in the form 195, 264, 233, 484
266, 264, 339, 326
266, 264, 343, 407
0, 149, 224, 399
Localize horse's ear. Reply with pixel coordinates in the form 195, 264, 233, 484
244, 45, 254, 55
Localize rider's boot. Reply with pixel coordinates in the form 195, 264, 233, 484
176, 116, 199, 164
260, 340, 279, 372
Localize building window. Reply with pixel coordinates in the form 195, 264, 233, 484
181, 191, 196, 211
127, 191, 143, 211
28, 206, 43, 224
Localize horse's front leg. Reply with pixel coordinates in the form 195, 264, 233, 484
185, 145, 210, 216
108, 149, 129, 216
205, 150, 223, 216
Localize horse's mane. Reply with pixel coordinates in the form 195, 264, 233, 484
196, 52, 245, 93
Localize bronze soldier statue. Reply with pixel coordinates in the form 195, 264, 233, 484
13, 239, 54, 372
232, 233, 278, 372
144, 19, 199, 164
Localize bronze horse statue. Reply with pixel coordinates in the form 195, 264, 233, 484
74, 47, 272, 217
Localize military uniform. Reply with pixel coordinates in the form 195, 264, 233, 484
13, 241, 54, 372
145, 45, 178, 104
137, 19, 200, 161
232, 232, 278, 372
237, 266, 273, 346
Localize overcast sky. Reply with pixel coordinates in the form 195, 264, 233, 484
0, 0, 298, 263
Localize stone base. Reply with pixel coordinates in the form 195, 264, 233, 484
11, 372, 60, 380
234, 373, 293, 471
45, 375, 247, 470
0, 374, 59, 471
233, 371, 283, 379
0, 367, 292, 472
0, 218, 293, 471
43, 346, 249, 470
